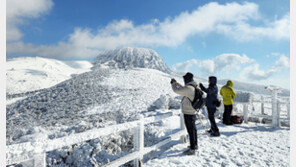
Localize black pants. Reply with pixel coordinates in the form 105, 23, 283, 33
207, 107, 219, 132
223, 105, 233, 124
184, 114, 198, 150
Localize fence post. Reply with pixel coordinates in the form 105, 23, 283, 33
179, 114, 186, 143
261, 96, 264, 115
34, 153, 46, 167
133, 116, 144, 167
277, 99, 281, 127
271, 92, 278, 127
287, 101, 290, 125
243, 104, 248, 123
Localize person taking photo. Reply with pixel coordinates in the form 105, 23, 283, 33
199, 76, 220, 137
170, 72, 201, 155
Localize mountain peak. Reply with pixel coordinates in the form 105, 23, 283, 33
92, 47, 172, 73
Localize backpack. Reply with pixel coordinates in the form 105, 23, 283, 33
188, 84, 206, 110
230, 115, 243, 124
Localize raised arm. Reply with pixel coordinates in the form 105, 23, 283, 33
171, 83, 192, 97
199, 83, 208, 93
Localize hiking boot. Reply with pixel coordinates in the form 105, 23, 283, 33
183, 148, 190, 154
207, 129, 213, 133
184, 149, 196, 155
210, 131, 220, 137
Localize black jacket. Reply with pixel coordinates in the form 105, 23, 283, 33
200, 76, 218, 109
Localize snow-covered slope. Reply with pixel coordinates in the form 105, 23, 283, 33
91, 47, 172, 74
6, 57, 93, 94
6, 67, 183, 166
6, 68, 178, 144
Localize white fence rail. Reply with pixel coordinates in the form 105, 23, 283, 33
6, 112, 186, 167
232, 92, 290, 127
7, 91, 290, 166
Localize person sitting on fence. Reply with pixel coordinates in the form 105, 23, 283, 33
220, 80, 236, 125
199, 76, 220, 136
170, 72, 199, 155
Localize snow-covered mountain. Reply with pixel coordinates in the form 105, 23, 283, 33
91, 47, 172, 74
6, 57, 93, 95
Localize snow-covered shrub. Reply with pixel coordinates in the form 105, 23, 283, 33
44, 130, 135, 167
168, 96, 181, 109
18, 126, 48, 143
153, 94, 170, 109
150, 94, 181, 110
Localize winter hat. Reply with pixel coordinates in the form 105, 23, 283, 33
209, 76, 217, 85
183, 72, 194, 84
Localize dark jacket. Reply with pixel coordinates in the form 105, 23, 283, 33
200, 76, 218, 109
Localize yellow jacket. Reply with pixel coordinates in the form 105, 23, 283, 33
220, 80, 236, 105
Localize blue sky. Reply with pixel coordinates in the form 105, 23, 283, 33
6, 0, 290, 88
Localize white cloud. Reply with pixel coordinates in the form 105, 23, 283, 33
216, 13, 289, 41
275, 55, 289, 68
172, 59, 198, 72
241, 64, 277, 80
7, 2, 290, 59
173, 54, 290, 84
6, 0, 53, 42
212, 54, 253, 71
241, 55, 289, 80
197, 60, 215, 74
172, 53, 253, 74
6, 41, 101, 59
6, 26, 23, 42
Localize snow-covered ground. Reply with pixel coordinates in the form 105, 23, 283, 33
6, 48, 290, 166
6, 57, 93, 95
144, 121, 290, 167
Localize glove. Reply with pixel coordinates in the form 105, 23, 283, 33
199, 83, 204, 88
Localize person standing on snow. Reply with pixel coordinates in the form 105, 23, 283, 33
220, 80, 236, 125
170, 72, 199, 155
199, 76, 220, 136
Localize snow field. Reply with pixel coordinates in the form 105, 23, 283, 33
6, 48, 290, 167
6, 57, 92, 95
7, 67, 289, 166
144, 121, 290, 167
